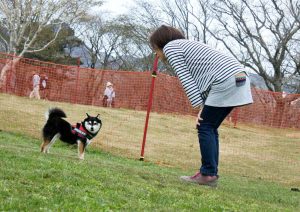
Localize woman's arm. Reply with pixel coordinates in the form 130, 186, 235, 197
164, 43, 203, 108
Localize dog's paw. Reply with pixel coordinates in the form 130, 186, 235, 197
79, 155, 85, 160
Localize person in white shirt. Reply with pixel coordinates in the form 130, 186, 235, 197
29, 73, 41, 99
103, 82, 115, 107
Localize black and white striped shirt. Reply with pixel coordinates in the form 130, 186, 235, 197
163, 39, 245, 108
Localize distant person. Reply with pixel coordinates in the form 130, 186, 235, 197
149, 25, 253, 187
103, 82, 115, 107
29, 72, 41, 99
40, 74, 50, 100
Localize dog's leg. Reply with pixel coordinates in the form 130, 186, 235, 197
77, 140, 85, 160
45, 133, 60, 153
41, 139, 50, 153
86, 139, 91, 146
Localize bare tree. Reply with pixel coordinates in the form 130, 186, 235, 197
0, 0, 102, 87
122, 1, 163, 71
76, 10, 155, 71
158, 0, 216, 44
210, 0, 300, 93
131, 0, 163, 29
77, 15, 108, 68
114, 16, 156, 71
128, 0, 300, 91
124, 0, 216, 73
0, 19, 9, 52
160, 0, 191, 37
208, 0, 300, 127
0, 0, 102, 56
189, 0, 216, 44
82, 1, 162, 71
77, 15, 126, 69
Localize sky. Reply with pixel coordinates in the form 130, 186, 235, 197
101, 0, 135, 15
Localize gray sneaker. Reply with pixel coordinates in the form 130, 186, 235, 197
180, 172, 218, 187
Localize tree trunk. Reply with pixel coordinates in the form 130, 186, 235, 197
0, 57, 20, 92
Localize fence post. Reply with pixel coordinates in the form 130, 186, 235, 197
233, 108, 239, 128
74, 57, 80, 104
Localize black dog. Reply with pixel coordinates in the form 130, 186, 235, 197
41, 108, 102, 159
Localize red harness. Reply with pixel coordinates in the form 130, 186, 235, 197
72, 123, 94, 140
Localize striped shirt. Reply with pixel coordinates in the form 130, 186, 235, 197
163, 39, 245, 108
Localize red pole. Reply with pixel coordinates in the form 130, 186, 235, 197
140, 56, 159, 161
233, 108, 239, 128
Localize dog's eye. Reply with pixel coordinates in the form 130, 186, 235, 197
88, 121, 92, 124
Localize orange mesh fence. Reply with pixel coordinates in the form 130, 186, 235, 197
228, 88, 300, 128
0, 52, 299, 129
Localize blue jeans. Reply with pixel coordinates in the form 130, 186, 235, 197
197, 105, 234, 176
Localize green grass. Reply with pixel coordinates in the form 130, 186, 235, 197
0, 93, 300, 210
0, 94, 300, 185
0, 131, 299, 211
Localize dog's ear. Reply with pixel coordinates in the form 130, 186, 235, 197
96, 114, 100, 118
86, 113, 90, 117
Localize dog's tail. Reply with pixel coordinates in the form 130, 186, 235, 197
45, 108, 67, 121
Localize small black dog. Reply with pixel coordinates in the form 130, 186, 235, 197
41, 108, 102, 159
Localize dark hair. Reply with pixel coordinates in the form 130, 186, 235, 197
149, 25, 185, 50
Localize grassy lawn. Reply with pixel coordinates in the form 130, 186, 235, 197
0, 93, 299, 210
0, 131, 299, 211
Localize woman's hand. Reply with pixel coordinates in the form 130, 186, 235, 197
196, 108, 203, 128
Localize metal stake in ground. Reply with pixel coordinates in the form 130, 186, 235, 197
140, 56, 159, 161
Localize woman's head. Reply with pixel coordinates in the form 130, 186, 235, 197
149, 25, 185, 50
